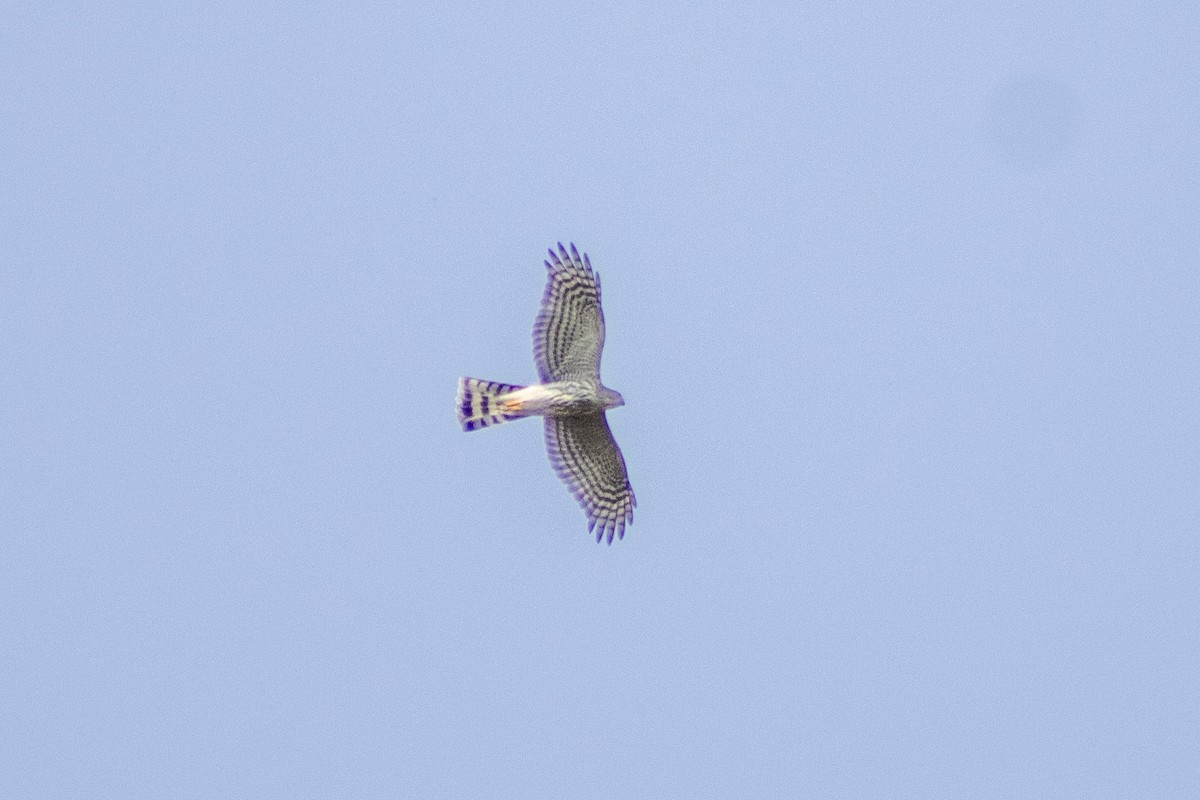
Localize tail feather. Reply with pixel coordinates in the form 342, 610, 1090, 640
457, 377, 529, 431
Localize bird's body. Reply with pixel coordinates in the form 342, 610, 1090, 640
457, 378, 621, 427
457, 243, 636, 544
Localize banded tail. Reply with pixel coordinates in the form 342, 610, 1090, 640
457, 377, 529, 431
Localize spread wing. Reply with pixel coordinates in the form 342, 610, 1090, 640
533, 242, 605, 382
545, 413, 636, 544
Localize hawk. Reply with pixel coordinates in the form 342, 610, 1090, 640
457, 243, 636, 544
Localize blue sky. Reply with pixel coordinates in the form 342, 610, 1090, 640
2, 3, 1197, 797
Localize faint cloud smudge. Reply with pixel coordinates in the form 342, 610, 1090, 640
984, 76, 1082, 167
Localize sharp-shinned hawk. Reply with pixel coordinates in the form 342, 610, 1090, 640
457, 243, 636, 544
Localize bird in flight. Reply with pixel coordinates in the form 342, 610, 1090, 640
457, 243, 636, 544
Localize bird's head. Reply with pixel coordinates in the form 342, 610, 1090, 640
602, 387, 625, 409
